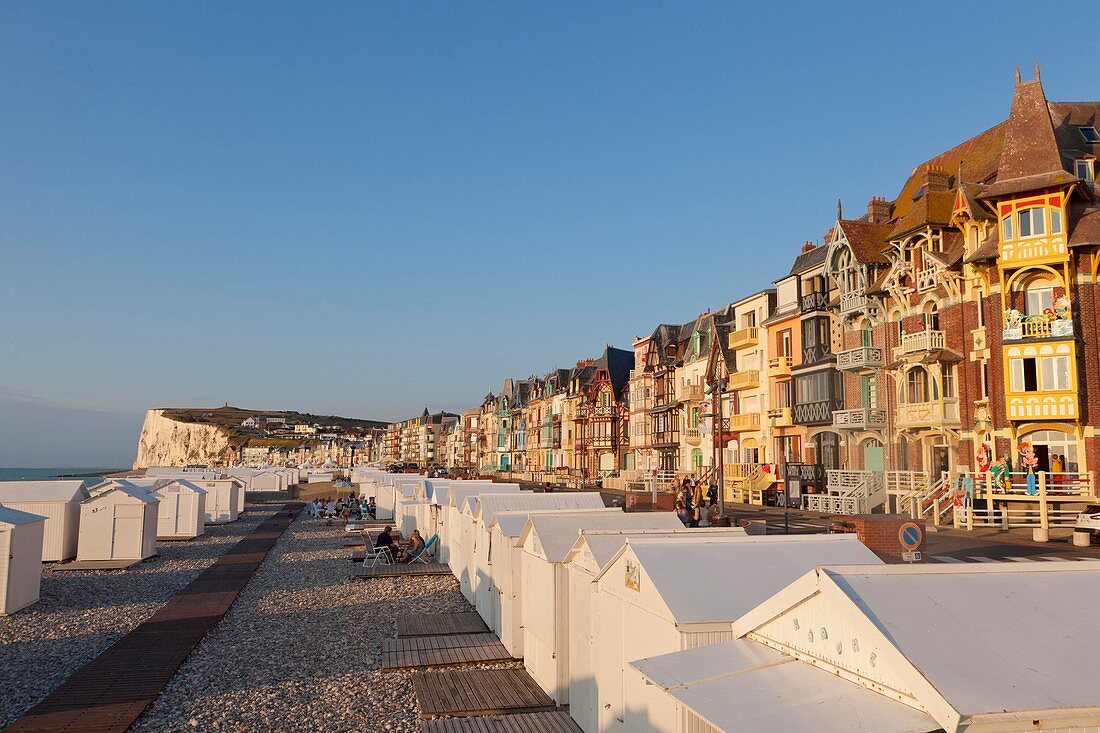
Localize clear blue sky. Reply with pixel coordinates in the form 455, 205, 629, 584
0, 1, 1091, 466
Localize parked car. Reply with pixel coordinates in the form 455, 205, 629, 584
1075, 504, 1100, 542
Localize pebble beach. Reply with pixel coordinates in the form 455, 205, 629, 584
1, 506, 512, 732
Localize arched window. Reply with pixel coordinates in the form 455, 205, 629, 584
925, 303, 940, 331
906, 367, 930, 404
1021, 275, 1055, 317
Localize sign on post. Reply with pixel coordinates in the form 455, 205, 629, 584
898, 521, 923, 562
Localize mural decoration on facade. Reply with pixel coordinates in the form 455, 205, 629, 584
1019, 441, 1039, 495
1003, 296, 1072, 341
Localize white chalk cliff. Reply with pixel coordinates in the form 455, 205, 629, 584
132, 409, 235, 469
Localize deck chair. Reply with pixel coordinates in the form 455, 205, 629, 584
411, 535, 438, 563
365, 545, 394, 567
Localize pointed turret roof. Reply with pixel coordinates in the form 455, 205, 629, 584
980, 68, 1078, 198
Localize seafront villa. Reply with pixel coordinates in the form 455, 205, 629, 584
378, 68, 1100, 538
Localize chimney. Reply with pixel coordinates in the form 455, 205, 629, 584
925, 167, 951, 192
867, 196, 891, 224
801, 240, 816, 254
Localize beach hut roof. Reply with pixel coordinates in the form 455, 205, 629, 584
0, 480, 89, 503
0, 502, 47, 526
732, 562, 1100, 728
474, 492, 605, 527
518, 511, 684, 563
564, 527, 747, 569
490, 508, 623, 539
446, 483, 522, 509
85, 483, 158, 504
594, 534, 881, 624
632, 640, 938, 733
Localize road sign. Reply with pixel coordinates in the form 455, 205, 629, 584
898, 522, 923, 550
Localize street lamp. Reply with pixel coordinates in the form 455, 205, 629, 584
703, 379, 727, 518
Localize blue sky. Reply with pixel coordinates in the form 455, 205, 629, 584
0, 1, 1092, 466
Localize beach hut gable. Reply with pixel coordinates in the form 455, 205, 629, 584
0, 480, 89, 562
733, 563, 1100, 733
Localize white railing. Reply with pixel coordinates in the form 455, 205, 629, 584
804, 494, 861, 515
839, 291, 869, 315
955, 506, 1082, 529
836, 346, 885, 371
894, 329, 946, 358
819, 470, 887, 514
832, 408, 887, 430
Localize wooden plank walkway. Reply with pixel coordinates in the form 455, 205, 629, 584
353, 563, 450, 579
412, 669, 555, 719
51, 559, 144, 572
421, 711, 582, 733
382, 634, 514, 670
398, 612, 488, 637
2, 504, 303, 733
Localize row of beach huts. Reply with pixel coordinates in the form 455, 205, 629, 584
353, 467, 1100, 733
0, 465, 306, 616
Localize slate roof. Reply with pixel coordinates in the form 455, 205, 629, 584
787, 243, 828, 275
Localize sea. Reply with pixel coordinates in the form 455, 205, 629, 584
0, 467, 123, 488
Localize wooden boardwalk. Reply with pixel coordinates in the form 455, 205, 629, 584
398, 612, 488, 637
2, 504, 303, 733
412, 669, 555, 719
353, 563, 450, 579
421, 711, 582, 733
382, 634, 514, 670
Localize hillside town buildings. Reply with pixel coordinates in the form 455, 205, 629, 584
376, 69, 1100, 532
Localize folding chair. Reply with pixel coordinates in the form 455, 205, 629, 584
411, 535, 438, 564
365, 545, 394, 567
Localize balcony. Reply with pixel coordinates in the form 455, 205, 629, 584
1005, 391, 1079, 420
728, 327, 760, 350
893, 329, 946, 360
792, 399, 841, 426
728, 412, 761, 433
836, 346, 885, 372
896, 399, 961, 428
728, 369, 761, 392
684, 427, 702, 445
800, 291, 829, 313
767, 407, 793, 427
838, 290, 869, 316
769, 356, 793, 378
1002, 317, 1074, 342
680, 383, 705, 402
832, 408, 887, 431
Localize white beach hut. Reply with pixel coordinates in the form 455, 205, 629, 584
442, 483, 523, 567
147, 479, 207, 539
590, 534, 882, 733
482, 508, 623, 655
0, 480, 88, 562
562, 527, 747, 733
0, 504, 46, 615
463, 491, 604, 607
253, 469, 288, 492
189, 479, 241, 524
76, 484, 159, 562
516, 512, 688, 704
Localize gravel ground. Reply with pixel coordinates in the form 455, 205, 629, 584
0, 506, 280, 728
131, 515, 501, 733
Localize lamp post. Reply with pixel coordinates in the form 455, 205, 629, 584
703, 379, 727, 517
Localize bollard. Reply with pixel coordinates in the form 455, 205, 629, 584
1073, 531, 1091, 548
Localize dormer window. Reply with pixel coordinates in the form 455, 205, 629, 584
1076, 159, 1095, 182
1080, 126, 1100, 144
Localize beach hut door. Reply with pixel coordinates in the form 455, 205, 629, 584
112, 515, 142, 558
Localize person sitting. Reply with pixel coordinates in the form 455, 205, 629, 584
398, 530, 425, 563
675, 500, 691, 527
374, 526, 398, 559
367, 498, 377, 520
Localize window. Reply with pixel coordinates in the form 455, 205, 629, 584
906, 368, 929, 403
1017, 207, 1046, 238
778, 329, 792, 357
861, 326, 873, 348
1001, 214, 1013, 242
977, 294, 985, 328
942, 365, 955, 398
690, 407, 699, 428
1010, 356, 1069, 392
1080, 126, 1100, 143
1025, 283, 1053, 317
1051, 207, 1063, 235
1076, 159, 1095, 182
